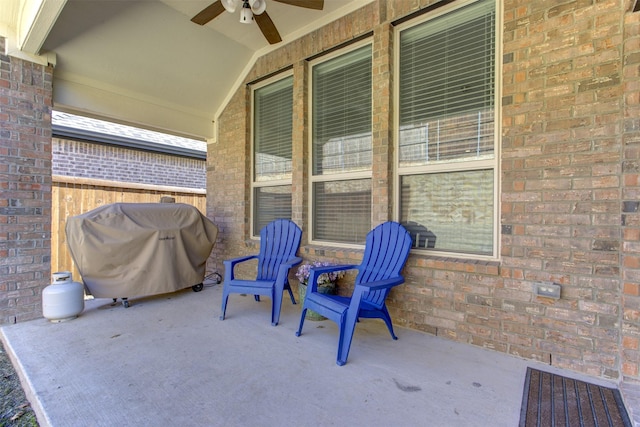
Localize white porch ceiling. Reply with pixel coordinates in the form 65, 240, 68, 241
1, 0, 371, 140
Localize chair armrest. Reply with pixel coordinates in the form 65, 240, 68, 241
356, 276, 405, 291
280, 256, 303, 269
307, 264, 358, 292
223, 255, 259, 281
310, 264, 358, 275
348, 277, 405, 312
223, 254, 259, 268
276, 256, 303, 284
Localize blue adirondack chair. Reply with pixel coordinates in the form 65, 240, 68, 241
220, 219, 302, 326
295, 221, 412, 365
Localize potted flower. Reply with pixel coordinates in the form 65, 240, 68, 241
296, 261, 345, 320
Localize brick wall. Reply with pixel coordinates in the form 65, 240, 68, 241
207, 0, 640, 385
502, 0, 626, 379
0, 37, 53, 324
53, 138, 205, 189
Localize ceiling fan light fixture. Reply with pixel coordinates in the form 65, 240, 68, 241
239, 2, 253, 24
221, 0, 239, 13
250, 0, 266, 15
191, 0, 323, 44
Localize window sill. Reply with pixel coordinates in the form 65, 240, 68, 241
409, 251, 500, 275
299, 244, 500, 275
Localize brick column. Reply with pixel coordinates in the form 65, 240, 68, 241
206, 87, 251, 276
0, 37, 53, 324
371, 21, 394, 225
621, 7, 640, 382
291, 60, 308, 237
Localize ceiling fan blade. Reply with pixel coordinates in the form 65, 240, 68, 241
255, 11, 282, 44
272, 0, 324, 10
191, 1, 226, 25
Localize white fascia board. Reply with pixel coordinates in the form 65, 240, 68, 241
18, 0, 66, 54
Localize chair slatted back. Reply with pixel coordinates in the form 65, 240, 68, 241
356, 222, 412, 308
257, 219, 302, 281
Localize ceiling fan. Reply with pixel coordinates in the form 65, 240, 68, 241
191, 0, 324, 45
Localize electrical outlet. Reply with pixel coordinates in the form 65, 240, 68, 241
534, 282, 561, 299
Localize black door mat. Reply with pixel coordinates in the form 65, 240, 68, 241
520, 367, 632, 427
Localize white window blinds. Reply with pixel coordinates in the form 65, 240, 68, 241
311, 44, 373, 244
252, 76, 293, 236
254, 76, 293, 182
397, 0, 497, 257
399, 0, 495, 166
312, 45, 372, 176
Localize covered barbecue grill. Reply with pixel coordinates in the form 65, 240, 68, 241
66, 202, 218, 306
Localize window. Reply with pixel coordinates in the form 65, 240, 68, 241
396, 0, 498, 257
311, 44, 372, 244
252, 75, 293, 236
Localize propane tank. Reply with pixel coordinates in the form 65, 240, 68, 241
42, 272, 84, 322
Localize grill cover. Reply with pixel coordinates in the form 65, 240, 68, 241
66, 203, 218, 299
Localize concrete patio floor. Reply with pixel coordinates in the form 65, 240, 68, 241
2, 280, 638, 427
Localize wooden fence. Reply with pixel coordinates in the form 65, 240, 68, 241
52, 175, 207, 282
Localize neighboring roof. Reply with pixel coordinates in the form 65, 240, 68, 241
52, 111, 206, 160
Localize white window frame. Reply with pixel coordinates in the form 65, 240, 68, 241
250, 71, 294, 238
393, 0, 502, 260
308, 40, 373, 248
